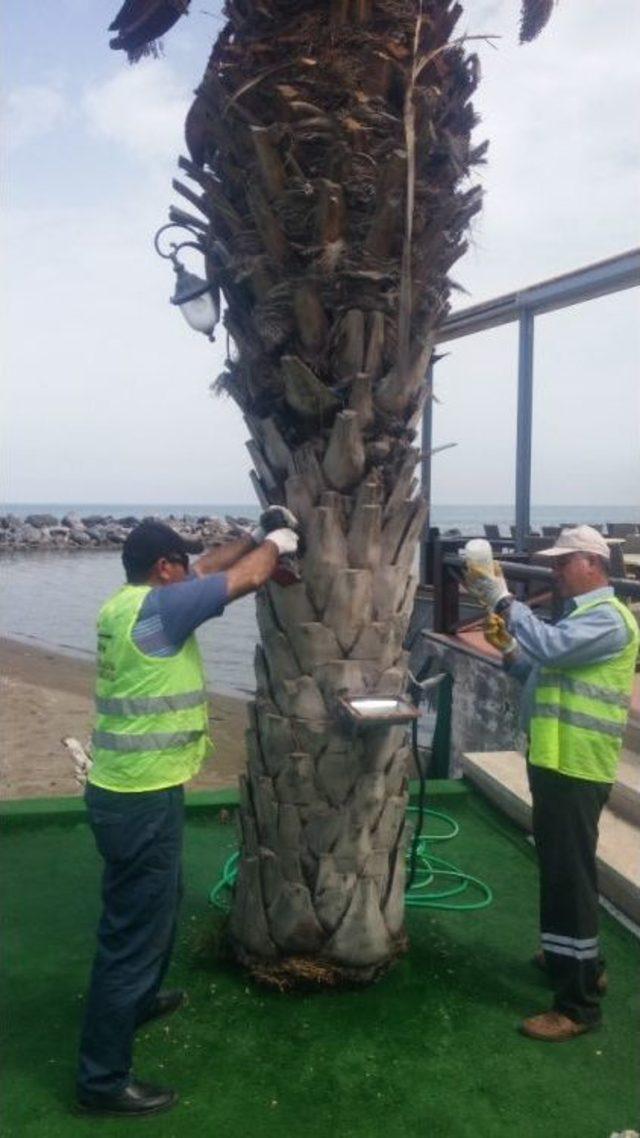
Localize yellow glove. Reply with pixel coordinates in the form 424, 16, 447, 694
483, 613, 517, 656
465, 561, 510, 611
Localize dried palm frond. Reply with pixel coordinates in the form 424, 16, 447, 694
520, 0, 556, 44
108, 0, 190, 59
253, 283, 295, 350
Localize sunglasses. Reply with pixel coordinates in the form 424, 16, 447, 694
165, 552, 189, 571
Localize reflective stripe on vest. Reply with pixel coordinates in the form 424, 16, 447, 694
92, 729, 205, 753
531, 704, 625, 738
543, 673, 630, 709
529, 594, 639, 782
95, 689, 206, 716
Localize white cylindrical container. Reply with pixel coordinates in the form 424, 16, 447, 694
462, 538, 494, 572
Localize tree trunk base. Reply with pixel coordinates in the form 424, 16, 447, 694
229, 934, 410, 991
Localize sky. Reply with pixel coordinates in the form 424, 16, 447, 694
2, 0, 639, 509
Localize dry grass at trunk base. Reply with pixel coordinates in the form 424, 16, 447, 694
189, 913, 409, 990
232, 935, 410, 991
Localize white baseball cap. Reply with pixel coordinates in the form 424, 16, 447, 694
537, 524, 611, 561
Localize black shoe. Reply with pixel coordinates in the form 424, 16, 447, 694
138, 988, 186, 1028
77, 1079, 178, 1117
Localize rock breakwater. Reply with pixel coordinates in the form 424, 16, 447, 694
0, 513, 254, 553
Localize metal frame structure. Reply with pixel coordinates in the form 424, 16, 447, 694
421, 248, 640, 553
428, 535, 640, 636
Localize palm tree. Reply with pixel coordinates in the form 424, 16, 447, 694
109, 0, 555, 985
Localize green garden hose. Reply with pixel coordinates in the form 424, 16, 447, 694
208, 805, 492, 913
404, 805, 493, 910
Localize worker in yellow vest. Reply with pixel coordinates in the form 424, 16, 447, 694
77, 512, 298, 1117
466, 525, 638, 1043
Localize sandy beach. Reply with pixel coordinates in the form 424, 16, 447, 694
0, 637, 250, 800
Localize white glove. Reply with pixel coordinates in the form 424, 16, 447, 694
464, 563, 511, 611
251, 505, 299, 544
264, 528, 299, 556
62, 736, 93, 789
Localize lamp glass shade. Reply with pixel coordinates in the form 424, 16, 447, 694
179, 291, 219, 336
170, 261, 219, 337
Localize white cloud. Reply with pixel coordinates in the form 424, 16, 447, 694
82, 61, 189, 161
456, 0, 640, 298
3, 1, 639, 507
2, 194, 253, 504
5, 83, 68, 150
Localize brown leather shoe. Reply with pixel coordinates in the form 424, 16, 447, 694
520, 1011, 596, 1042
530, 950, 608, 995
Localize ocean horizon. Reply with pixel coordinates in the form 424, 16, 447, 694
3, 501, 639, 532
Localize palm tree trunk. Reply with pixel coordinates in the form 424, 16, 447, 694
174, 0, 484, 982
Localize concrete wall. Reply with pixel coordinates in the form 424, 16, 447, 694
420, 633, 526, 776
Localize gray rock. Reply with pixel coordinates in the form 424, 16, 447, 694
0, 512, 241, 553
105, 526, 126, 544
69, 530, 91, 546
61, 512, 84, 530
19, 524, 42, 544
24, 513, 59, 528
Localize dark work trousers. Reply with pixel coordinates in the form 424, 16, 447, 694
77, 782, 185, 1097
528, 763, 610, 1026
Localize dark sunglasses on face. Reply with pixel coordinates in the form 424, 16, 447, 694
166, 553, 189, 572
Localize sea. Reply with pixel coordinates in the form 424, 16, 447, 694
1, 502, 637, 698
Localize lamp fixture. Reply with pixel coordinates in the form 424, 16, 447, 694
153, 222, 220, 339
338, 695, 420, 729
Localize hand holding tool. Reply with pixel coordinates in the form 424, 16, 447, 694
252, 505, 304, 586
264, 528, 299, 556
483, 612, 518, 656
464, 560, 511, 611
252, 505, 299, 544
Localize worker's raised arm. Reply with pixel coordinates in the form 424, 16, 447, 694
192, 535, 256, 577
193, 505, 299, 578
225, 529, 299, 601
506, 598, 630, 668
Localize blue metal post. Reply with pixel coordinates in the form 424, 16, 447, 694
515, 309, 534, 552
419, 363, 434, 583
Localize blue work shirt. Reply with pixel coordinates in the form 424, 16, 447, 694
504, 586, 631, 733
132, 573, 228, 657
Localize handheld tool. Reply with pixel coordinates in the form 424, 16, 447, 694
259, 505, 304, 587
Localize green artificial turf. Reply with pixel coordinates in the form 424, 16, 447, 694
2, 789, 638, 1138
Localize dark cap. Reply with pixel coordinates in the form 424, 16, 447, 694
122, 521, 202, 581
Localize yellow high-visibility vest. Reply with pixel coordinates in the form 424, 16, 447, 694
530, 596, 638, 782
89, 584, 212, 792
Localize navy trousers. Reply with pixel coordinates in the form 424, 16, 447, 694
77, 783, 184, 1096
528, 764, 610, 1026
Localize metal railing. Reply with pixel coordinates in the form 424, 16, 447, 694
427, 534, 640, 636
421, 248, 640, 560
